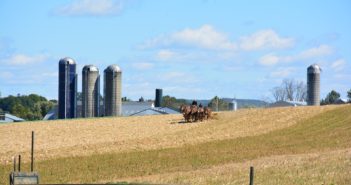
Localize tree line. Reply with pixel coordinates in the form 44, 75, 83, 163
161, 95, 233, 111
271, 78, 351, 104
0, 94, 55, 120
271, 79, 307, 102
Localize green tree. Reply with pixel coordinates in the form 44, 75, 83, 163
208, 96, 229, 111
38, 101, 54, 117
161, 95, 186, 110
323, 90, 340, 105
347, 89, 351, 103
11, 103, 29, 119
0, 93, 55, 120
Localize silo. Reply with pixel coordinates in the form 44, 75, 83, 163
82, 65, 100, 118
307, 64, 321, 106
104, 65, 122, 116
58, 57, 77, 119
155, 89, 163, 107
228, 100, 237, 111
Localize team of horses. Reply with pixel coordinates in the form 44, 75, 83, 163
179, 104, 212, 123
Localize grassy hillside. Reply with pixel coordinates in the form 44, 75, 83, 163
0, 105, 350, 184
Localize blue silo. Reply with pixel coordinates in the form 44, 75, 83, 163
58, 57, 77, 119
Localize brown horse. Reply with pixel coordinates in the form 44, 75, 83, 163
197, 106, 204, 121
180, 104, 191, 122
190, 105, 198, 122
204, 107, 212, 120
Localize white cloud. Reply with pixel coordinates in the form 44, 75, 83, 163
2, 54, 49, 65
239, 29, 294, 50
156, 49, 177, 61
259, 53, 280, 66
258, 44, 334, 66
171, 25, 237, 50
55, 0, 124, 16
269, 68, 295, 78
331, 59, 346, 71
141, 27, 296, 52
297, 44, 333, 59
140, 24, 237, 51
131, 62, 154, 70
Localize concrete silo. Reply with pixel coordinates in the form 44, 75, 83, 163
307, 64, 321, 106
228, 100, 237, 111
58, 57, 77, 119
82, 65, 100, 118
104, 65, 122, 116
155, 89, 163, 107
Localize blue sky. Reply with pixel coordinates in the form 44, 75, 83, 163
0, 0, 350, 101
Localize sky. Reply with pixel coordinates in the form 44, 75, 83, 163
0, 0, 350, 101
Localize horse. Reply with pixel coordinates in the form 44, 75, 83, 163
180, 104, 191, 122
204, 107, 212, 120
190, 104, 198, 122
197, 106, 204, 121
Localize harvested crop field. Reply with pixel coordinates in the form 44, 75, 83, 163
0, 104, 350, 184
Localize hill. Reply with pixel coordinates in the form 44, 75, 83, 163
0, 105, 350, 184
185, 98, 267, 108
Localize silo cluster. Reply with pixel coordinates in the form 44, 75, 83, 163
104, 65, 122, 116
58, 57, 122, 119
307, 64, 321, 106
82, 65, 100, 117
58, 57, 77, 119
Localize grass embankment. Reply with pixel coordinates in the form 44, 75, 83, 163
1, 105, 350, 184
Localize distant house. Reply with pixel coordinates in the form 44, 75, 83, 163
333, 98, 348, 104
43, 101, 180, 120
268, 100, 307, 108
130, 107, 179, 116
0, 112, 25, 123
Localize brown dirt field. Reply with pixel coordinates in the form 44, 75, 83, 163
0, 105, 340, 164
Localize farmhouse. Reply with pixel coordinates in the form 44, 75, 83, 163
268, 100, 307, 108
43, 101, 179, 120
0, 112, 25, 123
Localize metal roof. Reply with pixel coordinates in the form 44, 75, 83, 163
43, 102, 179, 120
82, 65, 99, 72
129, 107, 180, 116
307, 64, 321, 74
104, 65, 122, 73
0, 113, 25, 123
59, 57, 76, 65
268, 100, 306, 108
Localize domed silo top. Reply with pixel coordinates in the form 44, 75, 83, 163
59, 57, 76, 65
307, 64, 321, 74
83, 65, 99, 72
104, 64, 122, 73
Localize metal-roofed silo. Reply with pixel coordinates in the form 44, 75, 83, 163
155, 89, 163, 107
228, 100, 237, 111
82, 65, 100, 118
307, 64, 321, 106
104, 65, 122, 116
58, 57, 77, 119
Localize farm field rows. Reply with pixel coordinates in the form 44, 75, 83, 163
0, 104, 350, 184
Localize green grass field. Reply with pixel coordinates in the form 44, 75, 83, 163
1, 105, 350, 184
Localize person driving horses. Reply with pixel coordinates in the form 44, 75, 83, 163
192, 100, 197, 106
